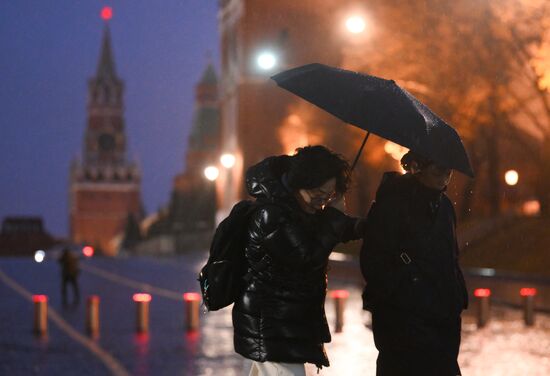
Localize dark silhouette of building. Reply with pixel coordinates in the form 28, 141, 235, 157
0, 217, 57, 256
69, 21, 142, 256
136, 63, 220, 254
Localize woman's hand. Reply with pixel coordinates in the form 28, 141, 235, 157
327, 194, 346, 212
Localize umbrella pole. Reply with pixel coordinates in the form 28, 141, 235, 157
351, 132, 370, 171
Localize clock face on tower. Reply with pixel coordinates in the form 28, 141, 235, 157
98, 133, 116, 151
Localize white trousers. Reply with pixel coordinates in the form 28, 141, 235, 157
248, 361, 307, 376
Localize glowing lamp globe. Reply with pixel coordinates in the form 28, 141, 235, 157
257, 52, 277, 70
504, 170, 519, 186
346, 16, 366, 34
220, 154, 236, 169
34, 250, 45, 263
204, 166, 219, 181
101, 7, 113, 21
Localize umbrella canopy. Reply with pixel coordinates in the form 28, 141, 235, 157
271, 63, 474, 178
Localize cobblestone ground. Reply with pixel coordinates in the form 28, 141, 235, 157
1, 254, 549, 375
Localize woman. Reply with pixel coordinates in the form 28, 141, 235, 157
360, 151, 468, 376
233, 145, 364, 375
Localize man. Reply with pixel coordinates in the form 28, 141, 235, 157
233, 145, 365, 375
360, 151, 468, 375
58, 248, 80, 305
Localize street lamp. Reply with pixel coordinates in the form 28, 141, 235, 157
204, 166, 220, 181
256, 51, 278, 71
220, 153, 236, 169
34, 250, 45, 263
345, 15, 367, 34
505, 170, 519, 186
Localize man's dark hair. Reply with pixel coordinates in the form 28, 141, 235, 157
286, 145, 351, 194
400, 151, 432, 172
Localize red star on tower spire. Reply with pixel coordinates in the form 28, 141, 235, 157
101, 6, 113, 21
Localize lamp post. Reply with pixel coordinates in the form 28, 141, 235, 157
504, 169, 519, 211
204, 154, 237, 224
205, 153, 236, 183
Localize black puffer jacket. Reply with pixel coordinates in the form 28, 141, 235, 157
232, 156, 361, 368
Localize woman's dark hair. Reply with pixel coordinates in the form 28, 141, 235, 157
400, 151, 432, 172
286, 145, 351, 194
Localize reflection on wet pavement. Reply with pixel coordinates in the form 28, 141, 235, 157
1, 256, 550, 375
460, 307, 550, 376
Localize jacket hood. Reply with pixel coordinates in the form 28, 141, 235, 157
245, 155, 293, 201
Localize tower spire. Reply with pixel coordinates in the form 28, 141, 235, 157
199, 63, 218, 85
96, 25, 118, 80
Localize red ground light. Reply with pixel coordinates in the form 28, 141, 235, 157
82, 246, 94, 257
183, 292, 201, 302
520, 288, 537, 297
101, 6, 113, 21
33, 295, 48, 303
133, 293, 152, 303
329, 290, 350, 299
474, 288, 491, 298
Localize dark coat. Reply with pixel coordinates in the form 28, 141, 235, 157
58, 251, 79, 279
232, 156, 360, 368
360, 172, 468, 375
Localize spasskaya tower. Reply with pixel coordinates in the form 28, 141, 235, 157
69, 10, 142, 256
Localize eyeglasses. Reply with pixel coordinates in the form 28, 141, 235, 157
305, 187, 338, 203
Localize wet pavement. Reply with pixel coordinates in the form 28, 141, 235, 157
1, 253, 549, 375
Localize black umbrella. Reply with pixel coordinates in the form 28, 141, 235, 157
271, 63, 474, 178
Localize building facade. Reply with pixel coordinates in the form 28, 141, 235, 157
216, 0, 373, 219
0, 217, 57, 257
69, 24, 142, 256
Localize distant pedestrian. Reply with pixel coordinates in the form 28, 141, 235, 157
233, 145, 365, 375
360, 151, 468, 376
58, 248, 80, 305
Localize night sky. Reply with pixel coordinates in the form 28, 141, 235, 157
0, 1, 220, 237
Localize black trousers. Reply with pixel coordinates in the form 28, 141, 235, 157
62, 276, 80, 304
376, 349, 461, 376
372, 309, 462, 376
